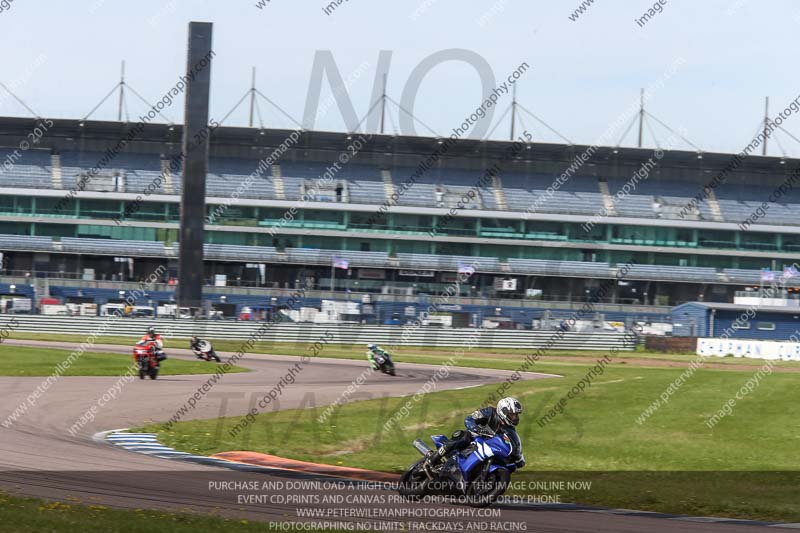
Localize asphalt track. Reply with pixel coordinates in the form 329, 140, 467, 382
0, 339, 781, 532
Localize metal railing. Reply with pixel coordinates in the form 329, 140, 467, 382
0, 315, 637, 351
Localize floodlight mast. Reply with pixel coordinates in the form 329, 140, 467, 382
249, 67, 256, 128
763, 96, 769, 156
117, 61, 125, 122
510, 83, 517, 141
380, 73, 387, 135
637, 88, 644, 148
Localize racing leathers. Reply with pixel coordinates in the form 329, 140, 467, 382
190, 337, 203, 353
366, 346, 389, 370
426, 407, 525, 469
191, 337, 221, 362
140, 333, 166, 362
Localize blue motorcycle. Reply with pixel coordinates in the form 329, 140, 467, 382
398, 429, 523, 507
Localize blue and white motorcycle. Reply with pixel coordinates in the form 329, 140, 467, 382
398, 429, 523, 507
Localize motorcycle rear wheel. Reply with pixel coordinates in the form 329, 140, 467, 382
465, 468, 510, 507
398, 459, 430, 500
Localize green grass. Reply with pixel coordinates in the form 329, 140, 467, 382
5, 330, 789, 368
0, 344, 247, 377
139, 358, 800, 522
0, 491, 344, 533
10, 331, 800, 519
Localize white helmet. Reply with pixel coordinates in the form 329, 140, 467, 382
497, 397, 522, 426
367, 344, 376, 350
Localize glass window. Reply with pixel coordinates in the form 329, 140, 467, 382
304, 209, 343, 225
35, 197, 64, 216
393, 214, 432, 233
568, 221, 603, 241
697, 229, 734, 249
14, 197, 32, 215
740, 231, 776, 251
166, 203, 181, 222
0, 196, 14, 213
676, 229, 693, 244
259, 208, 290, 221
392, 240, 432, 254
76, 224, 157, 241
783, 234, 800, 252
35, 223, 74, 237
436, 242, 473, 256
206, 231, 249, 245
127, 201, 167, 222
78, 199, 119, 219
349, 211, 382, 229
756, 322, 776, 331
0, 222, 29, 235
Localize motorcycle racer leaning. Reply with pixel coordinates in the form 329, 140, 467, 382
424, 397, 525, 470
366, 343, 389, 370
190, 336, 221, 362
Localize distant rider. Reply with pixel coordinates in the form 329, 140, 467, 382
190, 336, 221, 362
425, 397, 525, 470
366, 343, 389, 370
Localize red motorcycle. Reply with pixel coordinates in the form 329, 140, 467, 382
133, 341, 161, 380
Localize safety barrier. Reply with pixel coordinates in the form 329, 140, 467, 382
0, 315, 636, 351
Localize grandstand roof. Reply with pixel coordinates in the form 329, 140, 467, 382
0, 115, 794, 179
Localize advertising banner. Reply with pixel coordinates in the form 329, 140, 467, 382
697, 338, 800, 361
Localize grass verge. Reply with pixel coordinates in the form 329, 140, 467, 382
4, 330, 788, 369
0, 345, 247, 377
0, 491, 343, 533
139, 359, 800, 522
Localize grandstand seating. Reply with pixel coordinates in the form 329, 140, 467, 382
721, 268, 763, 284
0, 234, 55, 252
286, 248, 389, 268
348, 178, 385, 204
61, 237, 166, 257
0, 148, 52, 189
507, 259, 614, 278
2, 148, 800, 227
395, 253, 500, 272
204, 243, 280, 262
621, 263, 718, 283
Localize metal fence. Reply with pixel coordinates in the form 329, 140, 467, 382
0, 275, 671, 314
0, 315, 635, 351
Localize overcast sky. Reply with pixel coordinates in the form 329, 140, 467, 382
1, 0, 798, 156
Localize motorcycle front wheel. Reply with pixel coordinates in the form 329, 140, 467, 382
398, 459, 430, 500
465, 468, 510, 507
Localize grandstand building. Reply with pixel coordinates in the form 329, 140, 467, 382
0, 116, 798, 319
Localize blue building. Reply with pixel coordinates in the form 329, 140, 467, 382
672, 302, 800, 340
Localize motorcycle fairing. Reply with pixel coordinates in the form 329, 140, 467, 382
432, 435, 448, 449
458, 434, 513, 477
